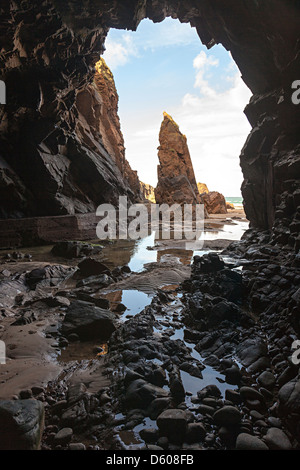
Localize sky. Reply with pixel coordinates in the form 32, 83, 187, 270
102, 18, 252, 197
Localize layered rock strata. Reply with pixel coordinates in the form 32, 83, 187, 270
94, 58, 142, 202
201, 191, 228, 215
155, 112, 202, 207
197, 183, 209, 195
140, 181, 156, 204
0, 28, 141, 219
0, 0, 299, 245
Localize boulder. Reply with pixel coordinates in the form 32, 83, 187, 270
278, 378, 300, 415
78, 258, 111, 277
236, 338, 268, 368
157, 409, 189, 444
213, 406, 242, 426
185, 422, 206, 443
51, 241, 103, 259
25, 265, 74, 290
0, 399, 44, 450
201, 191, 228, 214
61, 300, 116, 340
263, 428, 292, 450
53, 427, 73, 446
236, 433, 269, 450
124, 379, 168, 409
257, 371, 276, 390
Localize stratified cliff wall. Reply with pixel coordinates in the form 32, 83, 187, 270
0, 6, 141, 218
140, 181, 156, 203
0, 0, 299, 252
94, 58, 142, 202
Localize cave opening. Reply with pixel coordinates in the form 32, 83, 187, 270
1, 1, 300, 452
101, 17, 252, 204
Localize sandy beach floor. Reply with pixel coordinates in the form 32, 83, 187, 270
0, 207, 248, 399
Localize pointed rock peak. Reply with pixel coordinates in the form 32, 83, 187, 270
162, 111, 180, 129
95, 58, 115, 85
197, 183, 209, 195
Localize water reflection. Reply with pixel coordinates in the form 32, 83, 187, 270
101, 289, 153, 319
128, 233, 157, 272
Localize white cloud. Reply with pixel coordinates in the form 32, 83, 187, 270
140, 18, 199, 51
169, 58, 252, 195
103, 22, 252, 196
103, 33, 139, 70
122, 52, 252, 196
103, 18, 199, 70
193, 51, 219, 98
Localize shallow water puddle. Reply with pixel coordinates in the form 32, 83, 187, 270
116, 417, 156, 449
58, 340, 108, 363
99, 220, 248, 273
121, 290, 153, 318
153, 294, 234, 399
100, 233, 157, 273
101, 289, 153, 319
199, 220, 249, 241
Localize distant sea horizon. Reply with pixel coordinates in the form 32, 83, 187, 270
225, 196, 244, 207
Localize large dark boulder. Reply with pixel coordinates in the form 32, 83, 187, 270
0, 399, 44, 450
61, 300, 116, 340
78, 258, 111, 277
156, 409, 189, 444
124, 379, 168, 410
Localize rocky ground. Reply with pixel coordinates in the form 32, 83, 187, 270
0, 210, 299, 450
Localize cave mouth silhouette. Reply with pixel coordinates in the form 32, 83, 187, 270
1, 1, 298, 239
88, 0, 298, 233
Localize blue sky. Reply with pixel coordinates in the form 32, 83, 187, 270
103, 18, 252, 197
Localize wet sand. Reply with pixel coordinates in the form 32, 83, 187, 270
0, 208, 248, 400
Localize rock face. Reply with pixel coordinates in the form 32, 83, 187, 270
140, 181, 156, 204
0, 0, 299, 248
0, 36, 141, 218
61, 300, 116, 341
155, 113, 202, 207
197, 183, 228, 214
201, 191, 228, 214
94, 59, 142, 202
0, 399, 44, 450
197, 183, 209, 195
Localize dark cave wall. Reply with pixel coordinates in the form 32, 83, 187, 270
0, 0, 141, 218
0, 0, 299, 250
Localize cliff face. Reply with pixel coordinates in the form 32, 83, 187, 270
140, 182, 156, 204
155, 112, 202, 207
0, 0, 299, 250
201, 191, 227, 215
94, 59, 142, 202
0, 16, 141, 218
197, 183, 209, 195
197, 183, 228, 214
